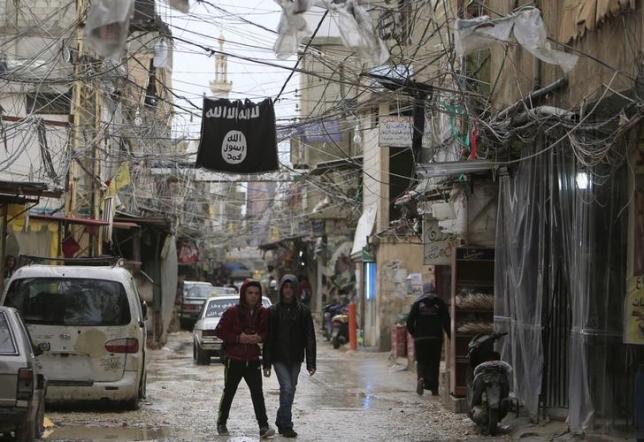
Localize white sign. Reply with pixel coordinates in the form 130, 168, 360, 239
221, 130, 247, 164
379, 116, 412, 147
379, 116, 433, 148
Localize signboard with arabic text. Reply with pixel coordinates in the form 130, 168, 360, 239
379, 115, 432, 148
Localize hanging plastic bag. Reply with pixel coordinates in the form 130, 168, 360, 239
169, 0, 190, 13
453, 7, 578, 73
274, 0, 312, 59
318, 0, 389, 66
512, 8, 578, 73
86, 0, 135, 59
154, 39, 169, 68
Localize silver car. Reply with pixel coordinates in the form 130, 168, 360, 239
0, 306, 46, 441
192, 295, 271, 365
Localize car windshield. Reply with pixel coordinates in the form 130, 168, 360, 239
204, 299, 237, 318
5, 278, 131, 326
0, 313, 16, 354
186, 285, 215, 299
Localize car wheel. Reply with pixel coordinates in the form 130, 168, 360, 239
15, 418, 35, 442
195, 343, 210, 365
124, 396, 140, 410
35, 394, 45, 438
193, 342, 197, 361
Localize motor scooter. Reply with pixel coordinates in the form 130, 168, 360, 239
466, 332, 512, 436
331, 311, 349, 349
322, 303, 342, 341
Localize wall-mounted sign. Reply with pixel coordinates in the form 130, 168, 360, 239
423, 216, 457, 265
379, 115, 432, 148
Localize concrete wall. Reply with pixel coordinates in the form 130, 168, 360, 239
363, 239, 432, 350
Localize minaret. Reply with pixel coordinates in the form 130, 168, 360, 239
209, 32, 233, 98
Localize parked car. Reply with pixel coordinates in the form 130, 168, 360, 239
2, 265, 147, 409
180, 281, 215, 329
0, 306, 46, 441
193, 295, 271, 365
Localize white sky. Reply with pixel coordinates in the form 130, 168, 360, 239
158, 0, 298, 139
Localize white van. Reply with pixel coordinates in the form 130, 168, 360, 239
1, 265, 147, 408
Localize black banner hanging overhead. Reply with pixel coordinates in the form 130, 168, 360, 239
195, 98, 279, 173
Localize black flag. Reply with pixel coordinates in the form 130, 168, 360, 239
196, 98, 279, 173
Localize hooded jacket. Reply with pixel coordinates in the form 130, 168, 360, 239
262, 274, 316, 371
214, 279, 268, 362
406, 286, 450, 340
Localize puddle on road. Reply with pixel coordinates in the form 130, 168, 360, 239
43, 426, 184, 441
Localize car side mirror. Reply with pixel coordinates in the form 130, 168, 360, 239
141, 301, 148, 320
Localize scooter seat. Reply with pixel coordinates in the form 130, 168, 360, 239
474, 360, 512, 378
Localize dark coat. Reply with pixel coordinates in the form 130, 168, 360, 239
263, 274, 316, 371
406, 294, 451, 340
214, 279, 268, 362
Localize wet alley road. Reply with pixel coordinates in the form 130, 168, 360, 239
42, 331, 509, 442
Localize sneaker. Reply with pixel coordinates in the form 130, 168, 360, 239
217, 424, 228, 435
416, 379, 424, 396
260, 426, 275, 438
282, 429, 298, 438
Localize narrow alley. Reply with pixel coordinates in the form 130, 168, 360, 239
42, 332, 505, 442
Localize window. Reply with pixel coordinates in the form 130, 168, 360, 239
0, 313, 17, 354
6, 278, 131, 326
186, 285, 216, 299
365, 262, 377, 300
25, 91, 72, 115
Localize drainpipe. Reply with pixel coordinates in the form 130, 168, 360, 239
0, 205, 6, 294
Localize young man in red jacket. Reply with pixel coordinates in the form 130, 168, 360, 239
214, 279, 275, 438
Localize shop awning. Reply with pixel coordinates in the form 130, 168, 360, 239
350, 205, 377, 258
30, 214, 109, 226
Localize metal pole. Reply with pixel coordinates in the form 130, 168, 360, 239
348, 302, 357, 350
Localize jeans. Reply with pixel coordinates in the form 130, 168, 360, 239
273, 362, 301, 431
217, 359, 268, 428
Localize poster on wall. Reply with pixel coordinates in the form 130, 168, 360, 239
625, 276, 644, 345
195, 98, 278, 173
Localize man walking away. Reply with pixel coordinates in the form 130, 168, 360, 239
406, 282, 450, 396
263, 274, 316, 438
214, 279, 275, 438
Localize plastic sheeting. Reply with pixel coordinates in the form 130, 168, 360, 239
495, 130, 643, 434
86, 0, 135, 58
495, 134, 547, 419
454, 7, 578, 73
274, 0, 311, 59
274, 0, 389, 66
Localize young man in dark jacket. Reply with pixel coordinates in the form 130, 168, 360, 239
214, 279, 275, 438
263, 274, 316, 438
406, 282, 450, 396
